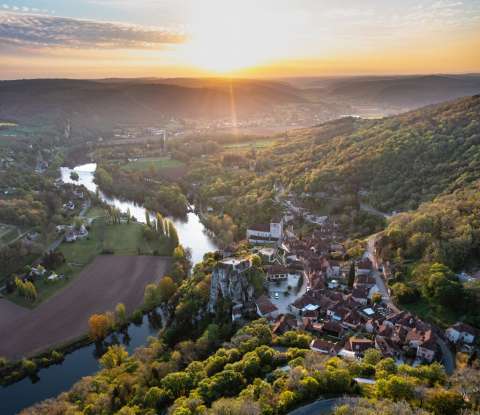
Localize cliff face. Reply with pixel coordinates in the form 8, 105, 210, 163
208, 258, 255, 313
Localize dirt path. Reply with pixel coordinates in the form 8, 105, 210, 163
0, 255, 170, 360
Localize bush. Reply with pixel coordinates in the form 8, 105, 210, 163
132, 309, 144, 325
50, 351, 64, 363
21, 359, 37, 376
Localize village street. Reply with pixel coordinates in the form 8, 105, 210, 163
366, 234, 455, 374
365, 234, 398, 312
269, 272, 308, 314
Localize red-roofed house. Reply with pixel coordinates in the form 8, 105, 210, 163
255, 295, 279, 318
310, 339, 337, 355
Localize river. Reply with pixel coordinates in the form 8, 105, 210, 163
0, 163, 218, 415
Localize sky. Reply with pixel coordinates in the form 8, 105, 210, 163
0, 0, 479, 79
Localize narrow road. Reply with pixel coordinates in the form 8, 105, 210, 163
365, 235, 399, 312
360, 203, 392, 219
288, 398, 342, 415
437, 337, 455, 375
365, 234, 455, 374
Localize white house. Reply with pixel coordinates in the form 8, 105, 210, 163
446, 322, 476, 344
258, 247, 276, 263
247, 219, 283, 245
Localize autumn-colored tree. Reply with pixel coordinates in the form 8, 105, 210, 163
372, 292, 382, 304
100, 345, 129, 369
88, 314, 110, 341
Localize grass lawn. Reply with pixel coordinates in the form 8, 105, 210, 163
223, 139, 277, 150
6, 210, 172, 308
85, 206, 107, 220
121, 157, 184, 173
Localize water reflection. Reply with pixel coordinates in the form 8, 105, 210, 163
60, 163, 217, 264
0, 164, 218, 414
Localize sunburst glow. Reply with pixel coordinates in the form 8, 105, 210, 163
183, 0, 286, 73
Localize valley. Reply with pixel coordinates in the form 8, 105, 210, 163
0, 84, 479, 415
2, 1, 480, 413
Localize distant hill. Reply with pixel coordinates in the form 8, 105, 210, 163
0, 78, 305, 131
1, 75, 479, 135
260, 94, 480, 212
291, 74, 480, 110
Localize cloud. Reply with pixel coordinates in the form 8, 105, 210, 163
0, 11, 185, 50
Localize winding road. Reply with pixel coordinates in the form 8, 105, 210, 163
366, 234, 455, 375
288, 398, 342, 415
359, 203, 393, 219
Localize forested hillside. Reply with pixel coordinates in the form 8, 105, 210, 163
22, 318, 477, 415
376, 182, 480, 327
182, 96, 480, 243
259, 95, 480, 212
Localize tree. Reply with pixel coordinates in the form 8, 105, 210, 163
277, 390, 299, 412
376, 375, 415, 401
161, 371, 194, 399
375, 358, 398, 378
451, 368, 480, 409
100, 345, 129, 369
42, 251, 66, 269
251, 254, 262, 267
70, 171, 79, 181
425, 388, 465, 415
210, 398, 260, 415
198, 370, 245, 404
15, 277, 37, 301
334, 398, 429, 415
173, 245, 186, 260
363, 348, 382, 366
391, 282, 419, 304
88, 314, 110, 341
155, 212, 165, 237
144, 387, 169, 410
144, 283, 161, 309
166, 220, 179, 248
348, 262, 355, 288
21, 359, 37, 375
158, 277, 177, 303
371, 292, 382, 304
422, 263, 463, 309
145, 211, 151, 228
115, 303, 127, 326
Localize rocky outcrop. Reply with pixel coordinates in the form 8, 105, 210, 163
208, 257, 255, 313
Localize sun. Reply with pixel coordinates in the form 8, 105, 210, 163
183, 0, 283, 73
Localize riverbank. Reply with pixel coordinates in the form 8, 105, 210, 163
0, 302, 165, 387
0, 163, 219, 415
0, 255, 171, 360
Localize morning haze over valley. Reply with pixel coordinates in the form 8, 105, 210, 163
0, 1, 480, 414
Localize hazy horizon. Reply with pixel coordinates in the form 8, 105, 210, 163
2, 72, 480, 83
1, 0, 479, 79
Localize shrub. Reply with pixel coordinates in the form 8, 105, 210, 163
21, 359, 37, 376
